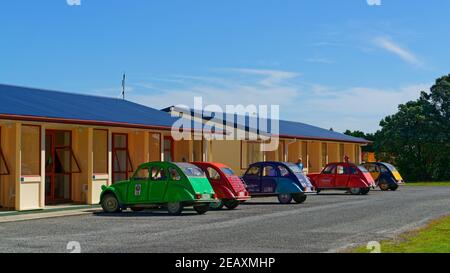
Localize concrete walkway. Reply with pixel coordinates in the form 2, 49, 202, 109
0, 205, 101, 223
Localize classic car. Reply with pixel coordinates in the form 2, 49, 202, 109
308, 162, 375, 195
242, 162, 315, 204
192, 162, 250, 210
362, 162, 404, 191
100, 162, 217, 215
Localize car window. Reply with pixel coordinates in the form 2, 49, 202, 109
150, 167, 166, 181
364, 164, 377, 172
323, 164, 336, 174
278, 166, 290, 177
348, 166, 359, 175
207, 167, 221, 180
221, 167, 235, 176
246, 166, 260, 176
175, 163, 206, 177
133, 167, 150, 181
168, 167, 181, 181
263, 166, 277, 177
336, 165, 345, 175
380, 165, 390, 173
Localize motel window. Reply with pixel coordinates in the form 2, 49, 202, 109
321, 143, 328, 168
247, 142, 263, 166
21, 125, 41, 176
339, 144, 345, 162
301, 142, 309, 168
149, 133, 161, 162
193, 140, 203, 162
355, 146, 361, 164
163, 137, 174, 162
0, 127, 9, 175
93, 130, 108, 174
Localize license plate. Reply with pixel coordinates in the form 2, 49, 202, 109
202, 194, 210, 200
238, 192, 245, 197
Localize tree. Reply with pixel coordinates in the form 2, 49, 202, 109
374, 74, 450, 181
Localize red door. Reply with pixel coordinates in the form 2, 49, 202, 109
317, 164, 336, 188
334, 164, 350, 188
45, 130, 80, 204
112, 133, 133, 183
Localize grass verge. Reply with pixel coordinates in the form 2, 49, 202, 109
405, 182, 450, 187
352, 214, 450, 253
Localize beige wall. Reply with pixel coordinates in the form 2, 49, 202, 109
210, 140, 241, 174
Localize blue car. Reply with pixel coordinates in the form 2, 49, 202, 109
242, 162, 315, 204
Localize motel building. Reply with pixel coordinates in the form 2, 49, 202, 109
0, 84, 369, 211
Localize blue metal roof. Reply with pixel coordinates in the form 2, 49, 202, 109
0, 84, 181, 129
0, 84, 368, 143
165, 106, 369, 144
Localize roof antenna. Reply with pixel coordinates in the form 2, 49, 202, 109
121, 72, 126, 100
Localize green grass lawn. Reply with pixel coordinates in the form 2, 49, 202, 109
352, 215, 450, 253
404, 182, 450, 187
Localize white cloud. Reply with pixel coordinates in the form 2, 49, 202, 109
374, 37, 422, 66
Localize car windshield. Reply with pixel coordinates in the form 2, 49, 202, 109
358, 166, 369, 173
221, 167, 235, 176
383, 163, 398, 172
175, 163, 206, 177
285, 163, 301, 174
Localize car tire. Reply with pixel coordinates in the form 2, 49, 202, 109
101, 193, 121, 213
390, 185, 399, 191
360, 188, 371, 195
130, 207, 145, 212
379, 183, 390, 191
209, 200, 224, 210
167, 202, 184, 215
293, 193, 307, 204
349, 188, 362, 195
316, 189, 322, 195
193, 205, 209, 215
278, 194, 293, 204
223, 200, 240, 210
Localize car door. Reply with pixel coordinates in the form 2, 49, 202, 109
127, 165, 150, 203
317, 164, 336, 188
335, 164, 351, 188
206, 166, 223, 195
261, 165, 278, 193
244, 165, 262, 194
148, 165, 169, 202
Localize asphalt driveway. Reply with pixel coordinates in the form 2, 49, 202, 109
1, 186, 450, 253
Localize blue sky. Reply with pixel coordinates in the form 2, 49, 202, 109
0, 0, 449, 132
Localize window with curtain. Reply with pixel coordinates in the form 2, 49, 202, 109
21, 125, 41, 176
93, 129, 108, 174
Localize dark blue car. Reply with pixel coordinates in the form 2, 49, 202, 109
242, 162, 315, 204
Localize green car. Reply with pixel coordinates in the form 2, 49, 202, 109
100, 162, 217, 215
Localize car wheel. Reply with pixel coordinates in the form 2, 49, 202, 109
316, 189, 322, 195
293, 193, 307, 204
277, 194, 293, 204
209, 200, 224, 210
101, 193, 121, 213
167, 202, 184, 215
130, 207, 145, 212
379, 183, 390, 191
193, 205, 209, 215
223, 200, 240, 210
349, 188, 362, 195
360, 188, 370, 195
390, 185, 399, 191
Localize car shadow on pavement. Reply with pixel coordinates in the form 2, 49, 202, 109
92, 209, 205, 218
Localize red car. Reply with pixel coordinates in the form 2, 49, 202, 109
307, 162, 375, 195
192, 162, 250, 210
